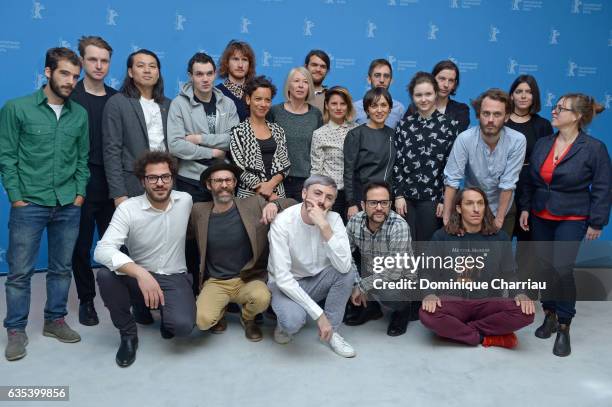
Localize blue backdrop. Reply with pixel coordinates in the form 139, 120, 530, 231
1, 0, 611, 274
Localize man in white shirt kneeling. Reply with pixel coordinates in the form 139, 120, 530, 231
94, 151, 196, 368
267, 174, 356, 358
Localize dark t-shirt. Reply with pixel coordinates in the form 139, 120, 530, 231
205, 205, 253, 280
194, 93, 217, 134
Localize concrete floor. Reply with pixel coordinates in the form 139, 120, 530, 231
0, 272, 611, 407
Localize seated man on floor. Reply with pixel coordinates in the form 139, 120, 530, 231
268, 175, 356, 358
191, 161, 295, 341
94, 151, 196, 368
419, 187, 535, 349
346, 181, 415, 336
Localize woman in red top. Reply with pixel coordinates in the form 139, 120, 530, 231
519, 93, 610, 357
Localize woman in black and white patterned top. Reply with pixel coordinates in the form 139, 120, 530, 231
393, 72, 459, 243
230, 76, 290, 199
310, 86, 357, 222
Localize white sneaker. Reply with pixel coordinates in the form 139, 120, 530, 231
273, 324, 292, 344
329, 332, 356, 358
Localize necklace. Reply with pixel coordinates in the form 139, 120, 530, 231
513, 109, 530, 118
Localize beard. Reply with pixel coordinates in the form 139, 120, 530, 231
146, 187, 171, 203
48, 75, 73, 101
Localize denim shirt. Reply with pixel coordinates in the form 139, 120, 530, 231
443, 125, 526, 216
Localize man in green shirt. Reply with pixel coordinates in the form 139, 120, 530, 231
0, 47, 89, 361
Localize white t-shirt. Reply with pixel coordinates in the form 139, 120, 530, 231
48, 103, 63, 120
139, 97, 165, 151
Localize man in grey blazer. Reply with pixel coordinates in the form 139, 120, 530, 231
102, 49, 171, 208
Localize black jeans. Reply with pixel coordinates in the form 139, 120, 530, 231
97, 268, 196, 337
71, 198, 115, 303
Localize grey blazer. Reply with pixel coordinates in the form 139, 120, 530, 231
102, 93, 171, 199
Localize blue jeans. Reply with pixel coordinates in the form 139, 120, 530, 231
4, 203, 81, 330
531, 215, 587, 324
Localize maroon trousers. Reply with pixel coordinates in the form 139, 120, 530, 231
419, 297, 534, 345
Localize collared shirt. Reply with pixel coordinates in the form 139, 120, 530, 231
94, 191, 193, 275
393, 111, 459, 202
346, 211, 414, 292
268, 203, 353, 320
354, 97, 406, 129
140, 97, 165, 151
443, 125, 526, 216
0, 88, 89, 205
310, 120, 358, 190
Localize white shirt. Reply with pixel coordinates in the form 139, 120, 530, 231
139, 96, 166, 151
267, 203, 353, 320
94, 191, 193, 275
48, 103, 63, 120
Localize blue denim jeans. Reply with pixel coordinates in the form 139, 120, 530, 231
4, 203, 81, 330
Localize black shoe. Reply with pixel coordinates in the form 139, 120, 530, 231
79, 301, 99, 326
535, 311, 558, 339
553, 324, 571, 357
344, 302, 383, 326
343, 302, 361, 323
160, 324, 174, 340
116, 336, 138, 368
226, 303, 241, 313
132, 305, 154, 325
408, 301, 421, 322
254, 313, 264, 325
387, 310, 409, 337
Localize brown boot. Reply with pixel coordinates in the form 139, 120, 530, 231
240, 317, 263, 342
210, 317, 227, 334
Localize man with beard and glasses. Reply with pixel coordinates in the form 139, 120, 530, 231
443, 89, 526, 237
190, 161, 295, 341
345, 182, 415, 337
1, 47, 88, 361
304, 49, 331, 114
267, 175, 357, 357
94, 151, 196, 367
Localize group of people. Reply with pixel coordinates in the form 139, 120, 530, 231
0, 36, 610, 367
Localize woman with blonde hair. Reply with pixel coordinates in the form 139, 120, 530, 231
268, 67, 323, 201
311, 86, 357, 222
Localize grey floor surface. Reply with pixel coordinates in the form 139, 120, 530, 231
0, 272, 611, 407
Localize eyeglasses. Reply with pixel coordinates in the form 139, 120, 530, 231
210, 177, 236, 185
144, 174, 172, 184
365, 200, 392, 208
372, 73, 391, 79
552, 105, 574, 114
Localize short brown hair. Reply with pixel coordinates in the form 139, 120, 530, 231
561, 93, 605, 129
133, 151, 178, 180
323, 86, 355, 123
471, 88, 511, 116
218, 40, 256, 81
78, 36, 113, 58
445, 187, 497, 236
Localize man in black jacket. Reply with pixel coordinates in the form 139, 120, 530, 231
71, 36, 117, 326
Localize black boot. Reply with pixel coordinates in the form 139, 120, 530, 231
387, 307, 410, 337
343, 301, 361, 323
345, 302, 383, 326
553, 324, 571, 357
535, 311, 558, 339
408, 301, 421, 322
116, 335, 138, 367
79, 300, 99, 326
